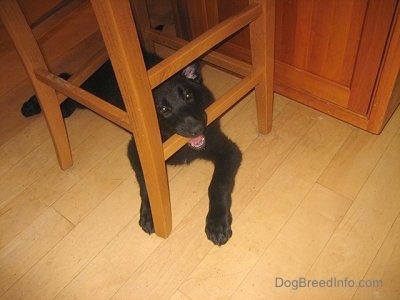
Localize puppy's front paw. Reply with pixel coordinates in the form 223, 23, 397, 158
139, 209, 155, 234
205, 215, 232, 246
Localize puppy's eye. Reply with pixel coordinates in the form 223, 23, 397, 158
184, 89, 193, 102
158, 105, 171, 115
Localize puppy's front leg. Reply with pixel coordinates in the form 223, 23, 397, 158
205, 139, 242, 246
127, 140, 155, 234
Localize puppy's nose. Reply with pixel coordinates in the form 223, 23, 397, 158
188, 121, 205, 136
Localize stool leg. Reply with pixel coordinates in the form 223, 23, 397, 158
91, 0, 172, 238
250, 0, 275, 134
0, 0, 73, 170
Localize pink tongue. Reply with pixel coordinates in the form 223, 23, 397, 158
188, 134, 205, 149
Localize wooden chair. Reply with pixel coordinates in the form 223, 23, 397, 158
0, 0, 274, 239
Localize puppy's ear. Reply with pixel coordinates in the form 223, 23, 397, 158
181, 62, 202, 83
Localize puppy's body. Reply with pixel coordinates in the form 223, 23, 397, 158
22, 53, 242, 245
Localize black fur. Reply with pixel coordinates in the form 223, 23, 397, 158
22, 53, 242, 245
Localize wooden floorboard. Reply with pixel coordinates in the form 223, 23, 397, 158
0, 64, 399, 299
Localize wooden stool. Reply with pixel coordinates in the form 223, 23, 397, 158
0, 0, 274, 239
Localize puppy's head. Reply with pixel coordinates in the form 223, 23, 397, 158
153, 62, 211, 149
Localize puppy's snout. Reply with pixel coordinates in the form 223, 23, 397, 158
188, 121, 205, 136
178, 111, 207, 138
185, 113, 207, 136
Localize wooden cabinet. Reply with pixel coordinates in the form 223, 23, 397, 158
174, 0, 400, 133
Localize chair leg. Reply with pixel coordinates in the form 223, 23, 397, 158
34, 85, 73, 170
91, 0, 172, 238
250, 0, 275, 134
0, 0, 73, 169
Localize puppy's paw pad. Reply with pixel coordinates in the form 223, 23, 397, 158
205, 218, 232, 246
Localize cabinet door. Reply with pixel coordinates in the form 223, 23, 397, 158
275, 0, 398, 118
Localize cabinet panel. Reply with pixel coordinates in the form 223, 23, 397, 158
275, 0, 397, 116
276, 0, 367, 87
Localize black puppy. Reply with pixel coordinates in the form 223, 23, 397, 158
22, 53, 242, 245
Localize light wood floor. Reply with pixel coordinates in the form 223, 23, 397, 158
1, 64, 400, 299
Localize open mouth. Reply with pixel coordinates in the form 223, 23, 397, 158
187, 134, 206, 150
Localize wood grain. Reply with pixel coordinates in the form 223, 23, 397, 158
1, 63, 400, 299
1, 1, 400, 298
